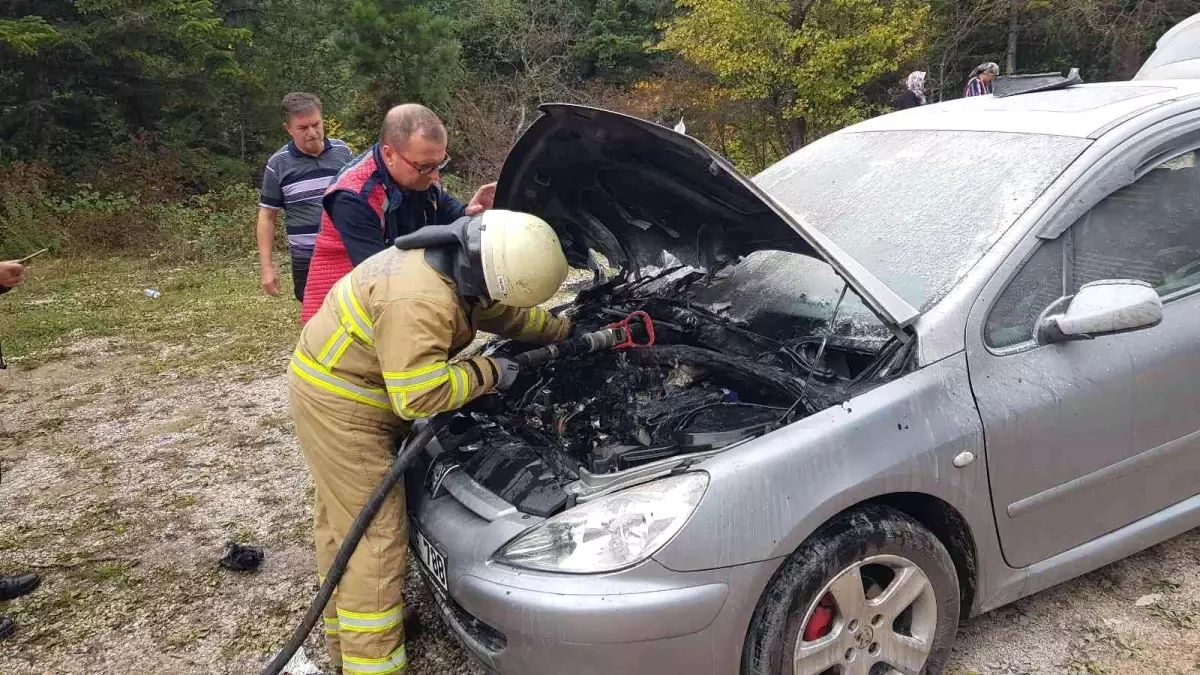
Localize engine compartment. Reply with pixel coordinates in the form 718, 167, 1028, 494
513, 349, 793, 473
429, 265, 911, 517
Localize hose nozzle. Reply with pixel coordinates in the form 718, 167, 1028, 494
514, 311, 656, 368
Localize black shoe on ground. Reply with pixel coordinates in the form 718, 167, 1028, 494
0, 574, 40, 602
0, 616, 14, 640
403, 607, 423, 642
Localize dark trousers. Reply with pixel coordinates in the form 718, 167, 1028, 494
292, 256, 311, 302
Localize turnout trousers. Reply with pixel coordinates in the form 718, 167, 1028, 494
288, 369, 410, 675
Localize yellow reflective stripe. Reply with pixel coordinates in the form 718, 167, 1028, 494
324, 616, 340, 634
337, 605, 403, 633
447, 365, 462, 409
479, 302, 507, 319
329, 334, 354, 368
342, 645, 408, 674
385, 363, 475, 421
391, 390, 434, 421
383, 362, 449, 392
449, 365, 469, 409
521, 307, 548, 337
337, 278, 375, 347
290, 350, 391, 411
316, 326, 352, 368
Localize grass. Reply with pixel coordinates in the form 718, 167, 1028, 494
0, 255, 300, 372
1, 255, 594, 373
93, 562, 133, 583
1150, 603, 1200, 630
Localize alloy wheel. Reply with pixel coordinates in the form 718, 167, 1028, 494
792, 554, 937, 675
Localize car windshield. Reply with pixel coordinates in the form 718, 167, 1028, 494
688, 130, 1091, 341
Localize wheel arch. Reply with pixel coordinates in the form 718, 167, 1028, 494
864, 492, 978, 618
747, 491, 978, 625
739, 492, 972, 675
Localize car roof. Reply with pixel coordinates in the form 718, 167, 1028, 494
846, 80, 1200, 139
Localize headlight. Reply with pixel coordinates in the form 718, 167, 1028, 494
493, 472, 709, 573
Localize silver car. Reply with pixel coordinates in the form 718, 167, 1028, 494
406, 28, 1200, 675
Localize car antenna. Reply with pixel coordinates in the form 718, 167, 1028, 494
778, 282, 849, 424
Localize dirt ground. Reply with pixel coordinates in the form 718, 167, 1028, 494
1, 338, 1199, 675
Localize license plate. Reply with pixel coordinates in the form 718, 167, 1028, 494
413, 526, 449, 594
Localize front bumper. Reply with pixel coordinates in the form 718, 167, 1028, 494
405, 465, 778, 675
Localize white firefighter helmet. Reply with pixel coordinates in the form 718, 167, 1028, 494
479, 209, 569, 307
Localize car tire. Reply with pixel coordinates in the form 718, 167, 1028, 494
742, 504, 960, 675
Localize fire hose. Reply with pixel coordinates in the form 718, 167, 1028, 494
262, 311, 655, 675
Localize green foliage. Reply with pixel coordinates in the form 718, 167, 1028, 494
0, 0, 251, 164
338, 0, 461, 128
0, 16, 60, 55
0, 163, 65, 258
154, 183, 261, 262
240, 0, 355, 123
574, 0, 673, 79
0, 161, 256, 262
659, 0, 928, 147
1, 0, 1196, 271
44, 185, 139, 216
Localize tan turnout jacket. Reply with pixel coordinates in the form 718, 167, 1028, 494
290, 246, 570, 423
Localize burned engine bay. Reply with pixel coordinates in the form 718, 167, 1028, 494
431, 265, 913, 518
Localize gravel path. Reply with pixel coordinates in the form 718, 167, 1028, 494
0, 339, 1197, 674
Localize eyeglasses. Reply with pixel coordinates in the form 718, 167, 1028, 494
395, 150, 451, 175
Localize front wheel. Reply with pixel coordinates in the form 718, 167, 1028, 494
742, 505, 961, 675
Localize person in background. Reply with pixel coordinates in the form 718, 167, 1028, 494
0, 261, 25, 293
0, 573, 40, 639
0, 260, 43, 638
299, 103, 497, 324
896, 71, 927, 110
256, 92, 354, 302
965, 62, 1000, 97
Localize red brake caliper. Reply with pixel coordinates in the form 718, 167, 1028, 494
803, 594, 836, 641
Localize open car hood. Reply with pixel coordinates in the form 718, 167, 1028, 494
495, 104, 919, 336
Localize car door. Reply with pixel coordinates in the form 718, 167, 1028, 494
966, 117, 1200, 568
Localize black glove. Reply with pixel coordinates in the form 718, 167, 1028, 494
493, 357, 521, 391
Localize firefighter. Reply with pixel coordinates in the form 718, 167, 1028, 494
288, 209, 571, 675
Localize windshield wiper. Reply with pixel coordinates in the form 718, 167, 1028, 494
778, 283, 849, 424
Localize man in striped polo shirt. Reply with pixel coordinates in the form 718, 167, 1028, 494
256, 92, 355, 301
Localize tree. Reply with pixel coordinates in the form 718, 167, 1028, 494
572, 0, 674, 80
338, 0, 460, 130
658, 0, 929, 152
443, 0, 594, 185
0, 0, 250, 168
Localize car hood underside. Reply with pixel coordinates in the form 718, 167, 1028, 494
494, 104, 919, 337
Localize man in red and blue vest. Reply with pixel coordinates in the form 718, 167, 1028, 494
301, 104, 496, 323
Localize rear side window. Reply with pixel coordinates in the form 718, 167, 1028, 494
986, 149, 1200, 349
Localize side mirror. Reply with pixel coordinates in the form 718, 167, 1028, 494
1036, 279, 1163, 346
